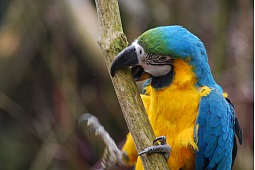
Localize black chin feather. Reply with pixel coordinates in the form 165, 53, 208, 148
151, 65, 174, 89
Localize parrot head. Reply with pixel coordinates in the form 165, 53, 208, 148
111, 25, 216, 89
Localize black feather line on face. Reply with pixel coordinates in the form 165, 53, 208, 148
151, 64, 174, 89
145, 54, 154, 61
145, 53, 172, 66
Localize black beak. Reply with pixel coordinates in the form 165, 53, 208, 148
110, 45, 138, 77
131, 65, 152, 81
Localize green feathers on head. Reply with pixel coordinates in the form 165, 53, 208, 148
137, 25, 204, 60
138, 27, 171, 56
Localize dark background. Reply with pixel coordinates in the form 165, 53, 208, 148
0, 0, 253, 169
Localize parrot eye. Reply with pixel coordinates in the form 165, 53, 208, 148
159, 56, 172, 61
159, 56, 167, 61
147, 55, 172, 65
139, 49, 142, 55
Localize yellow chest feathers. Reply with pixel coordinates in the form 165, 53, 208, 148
140, 59, 201, 169
141, 59, 200, 125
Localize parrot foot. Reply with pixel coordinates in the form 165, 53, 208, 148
79, 113, 127, 169
101, 147, 128, 169
138, 136, 171, 161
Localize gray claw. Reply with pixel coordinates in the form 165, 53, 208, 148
153, 136, 167, 145
138, 136, 171, 161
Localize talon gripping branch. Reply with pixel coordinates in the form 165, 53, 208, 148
110, 25, 242, 170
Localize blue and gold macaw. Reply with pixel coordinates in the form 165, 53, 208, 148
110, 25, 243, 170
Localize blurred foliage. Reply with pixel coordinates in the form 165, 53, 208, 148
0, 0, 253, 169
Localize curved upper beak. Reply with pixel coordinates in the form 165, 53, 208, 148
110, 45, 138, 77
110, 45, 153, 81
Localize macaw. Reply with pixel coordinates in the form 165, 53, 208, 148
109, 25, 243, 170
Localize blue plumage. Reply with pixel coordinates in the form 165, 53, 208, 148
153, 26, 242, 169
153, 26, 243, 169
111, 25, 242, 169
142, 26, 238, 169
196, 89, 236, 170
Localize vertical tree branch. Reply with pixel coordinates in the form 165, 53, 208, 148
94, 0, 169, 169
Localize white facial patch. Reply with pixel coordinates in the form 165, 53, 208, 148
132, 40, 172, 77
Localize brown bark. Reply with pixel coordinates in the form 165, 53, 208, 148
95, 0, 169, 169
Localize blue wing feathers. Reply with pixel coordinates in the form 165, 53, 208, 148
210, 116, 221, 127
142, 78, 151, 94
223, 132, 229, 141
216, 145, 225, 156
204, 137, 218, 156
195, 89, 235, 170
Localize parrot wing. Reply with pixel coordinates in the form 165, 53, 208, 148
195, 88, 240, 170
142, 78, 152, 95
